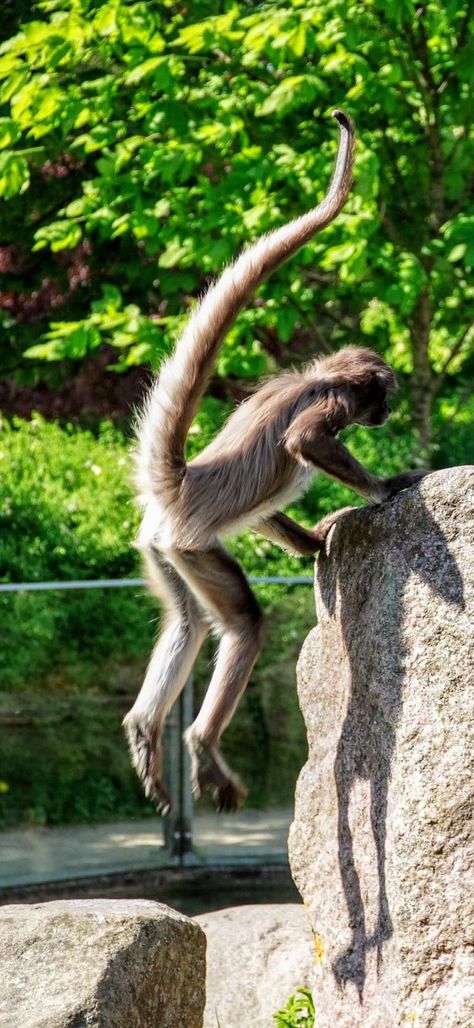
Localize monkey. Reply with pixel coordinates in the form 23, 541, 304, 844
123, 110, 425, 815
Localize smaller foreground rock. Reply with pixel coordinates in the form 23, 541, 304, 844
0, 898, 205, 1028
195, 903, 314, 1028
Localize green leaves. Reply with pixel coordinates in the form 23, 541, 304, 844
0, 151, 29, 197
257, 74, 325, 117
123, 55, 166, 85
0, 0, 471, 452
34, 221, 83, 252
442, 215, 474, 270
0, 117, 19, 148
21, 283, 170, 369
116, 2, 159, 46
176, 8, 240, 54
25, 323, 101, 361
11, 79, 70, 138
273, 987, 316, 1028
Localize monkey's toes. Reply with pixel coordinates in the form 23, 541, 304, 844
185, 729, 247, 812
124, 716, 172, 816
145, 777, 172, 817
215, 777, 248, 813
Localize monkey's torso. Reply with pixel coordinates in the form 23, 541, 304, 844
138, 370, 323, 551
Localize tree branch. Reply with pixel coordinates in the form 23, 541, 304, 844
432, 378, 474, 445
437, 2, 472, 91
434, 321, 474, 394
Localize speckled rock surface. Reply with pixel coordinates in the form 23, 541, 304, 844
0, 898, 206, 1028
288, 467, 474, 1028
194, 903, 314, 1028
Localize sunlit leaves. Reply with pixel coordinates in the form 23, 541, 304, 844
0, 117, 19, 148
217, 316, 268, 378
273, 986, 316, 1028
23, 283, 169, 367
0, 151, 29, 197
0, 0, 471, 413
257, 75, 325, 117
158, 237, 195, 268
176, 8, 241, 54
123, 55, 166, 85
442, 215, 474, 270
34, 221, 83, 252
11, 79, 69, 138
25, 323, 101, 360
117, 3, 160, 46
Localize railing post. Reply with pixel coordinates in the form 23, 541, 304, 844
163, 674, 194, 864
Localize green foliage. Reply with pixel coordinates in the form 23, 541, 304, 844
0, 0, 472, 455
0, 692, 153, 826
273, 987, 316, 1027
0, 414, 136, 584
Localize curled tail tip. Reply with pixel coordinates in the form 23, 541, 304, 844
331, 108, 354, 134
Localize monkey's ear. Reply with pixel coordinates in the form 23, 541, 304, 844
375, 367, 398, 393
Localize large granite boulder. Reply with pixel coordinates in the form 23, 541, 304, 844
289, 466, 474, 1028
0, 899, 205, 1028
195, 903, 314, 1027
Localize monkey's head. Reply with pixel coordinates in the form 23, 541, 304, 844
355, 378, 393, 427
317, 346, 397, 428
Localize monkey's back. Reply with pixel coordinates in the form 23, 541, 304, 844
164, 373, 316, 546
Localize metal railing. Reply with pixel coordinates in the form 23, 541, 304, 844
0, 576, 313, 592
1, 573, 314, 865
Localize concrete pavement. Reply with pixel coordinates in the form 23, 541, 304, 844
0, 808, 292, 888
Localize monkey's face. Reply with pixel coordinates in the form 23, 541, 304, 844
355, 379, 391, 427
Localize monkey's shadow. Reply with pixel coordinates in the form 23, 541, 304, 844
317, 483, 464, 999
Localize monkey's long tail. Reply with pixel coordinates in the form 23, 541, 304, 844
136, 109, 355, 502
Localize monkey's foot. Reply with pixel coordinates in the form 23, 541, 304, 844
123, 715, 172, 816
184, 729, 247, 813
313, 506, 357, 544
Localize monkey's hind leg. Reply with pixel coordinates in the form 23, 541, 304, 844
123, 548, 208, 815
173, 546, 265, 812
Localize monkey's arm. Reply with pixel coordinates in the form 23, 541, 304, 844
256, 512, 323, 556
284, 410, 424, 504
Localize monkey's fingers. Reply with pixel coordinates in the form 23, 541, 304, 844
385, 470, 428, 498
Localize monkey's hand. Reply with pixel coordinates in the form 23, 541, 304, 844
383, 469, 427, 500
313, 506, 358, 545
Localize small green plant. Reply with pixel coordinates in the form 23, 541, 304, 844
273, 987, 316, 1027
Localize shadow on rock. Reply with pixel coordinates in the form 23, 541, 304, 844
318, 480, 464, 999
